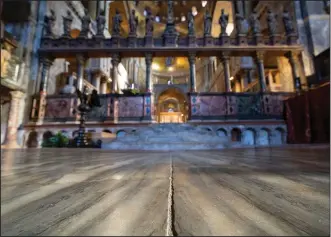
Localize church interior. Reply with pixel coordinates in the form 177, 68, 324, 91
0, 0, 330, 235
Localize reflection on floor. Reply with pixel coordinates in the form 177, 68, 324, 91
1, 146, 330, 236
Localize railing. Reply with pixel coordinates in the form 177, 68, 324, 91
30, 92, 294, 123
189, 92, 295, 120
30, 93, 152, 123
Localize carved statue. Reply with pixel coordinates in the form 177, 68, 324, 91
96, 10, 106, 36
62, 10, 73, 37
249, 9, 261, 34
80, 8, 91, 37
187, 10, 195, 36
44, 10, 56, 37
204, 10, 212, 36
267, 8, 278, 35
235, 12, 244, 35
145, 8, 154, 36
219, 9, 229, 36
112, 9, 122, 36
129, 9, 139, 36
283, 8, 295, 35
76, 86, 90, 106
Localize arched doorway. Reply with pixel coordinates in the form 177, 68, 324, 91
156, 87, 187, 123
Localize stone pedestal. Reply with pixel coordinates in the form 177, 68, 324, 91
219, 34, 230, 45
162, 33, 178, 47
188, 35, 197, 47
128, 35, 137, 47
236, 34, 247, 45
269, 34, 281, 45
252, 33, 263, 45
145, 35, 153, 47
3, 91, 25, 148
286, 33, 298, 45
204, 35, 213, 46
111, 35, 120, 47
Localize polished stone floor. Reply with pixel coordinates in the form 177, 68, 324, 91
1, 146, 330, 236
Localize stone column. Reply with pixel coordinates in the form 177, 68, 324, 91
145, 53, 153, 92
100, 79, 107, 94
92, 73, 101, 93
188, 52, 197, 92
111, 53, 121, 93
38, 57, 53, 123
254, 51, 267, 92
220, 53, 231, 92
203, 59, 209, 92
88, 0, 98, 19
133, 59, 138, 85
76, 54, 87, 91
3, 91, 25, 148
245, 69, 252, 84
286, 51, 302, 92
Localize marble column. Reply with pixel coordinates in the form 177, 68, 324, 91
38, 57, 53, 123
100, 79, 107, 94
133, 59, 138, 85
88, 0, 97, 19
245, 69, 252, 84
188, 52, 197, 92
254, 51, 267, 92
76, 54, 87, 91
111, 53, 120, 93
145, 53, 153, 92
92, 73, 101, 93
220, 53, 231, 92
3, 91, 25, 148
286, 51, 302, 92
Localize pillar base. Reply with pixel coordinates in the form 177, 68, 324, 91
269, 34, 281, 45
286, 33, 298, 45
128, 35, 137, 47
252, 34, 264, 45
236, 34, 247, 45
111, 35, 120, 47
188, 35, 197, 47
204, 35, 213, 46
219, 34, 230, 45
145, 35, 154, 47
1, 141, 21, 149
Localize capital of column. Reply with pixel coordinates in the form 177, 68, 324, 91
220, 52, 230, 62
188, 52, 196, 64
76, 54, 88, 65
10, 91, 25, 99
39, 56, 54, 68
285, 51, 300, 64
145, 53, 153, 66
111, 53, 121, 67
254, 51, 265, 62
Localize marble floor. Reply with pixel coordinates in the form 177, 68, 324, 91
1, 146, 330, 236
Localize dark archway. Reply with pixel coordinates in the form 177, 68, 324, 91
26, 131, 38, 148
